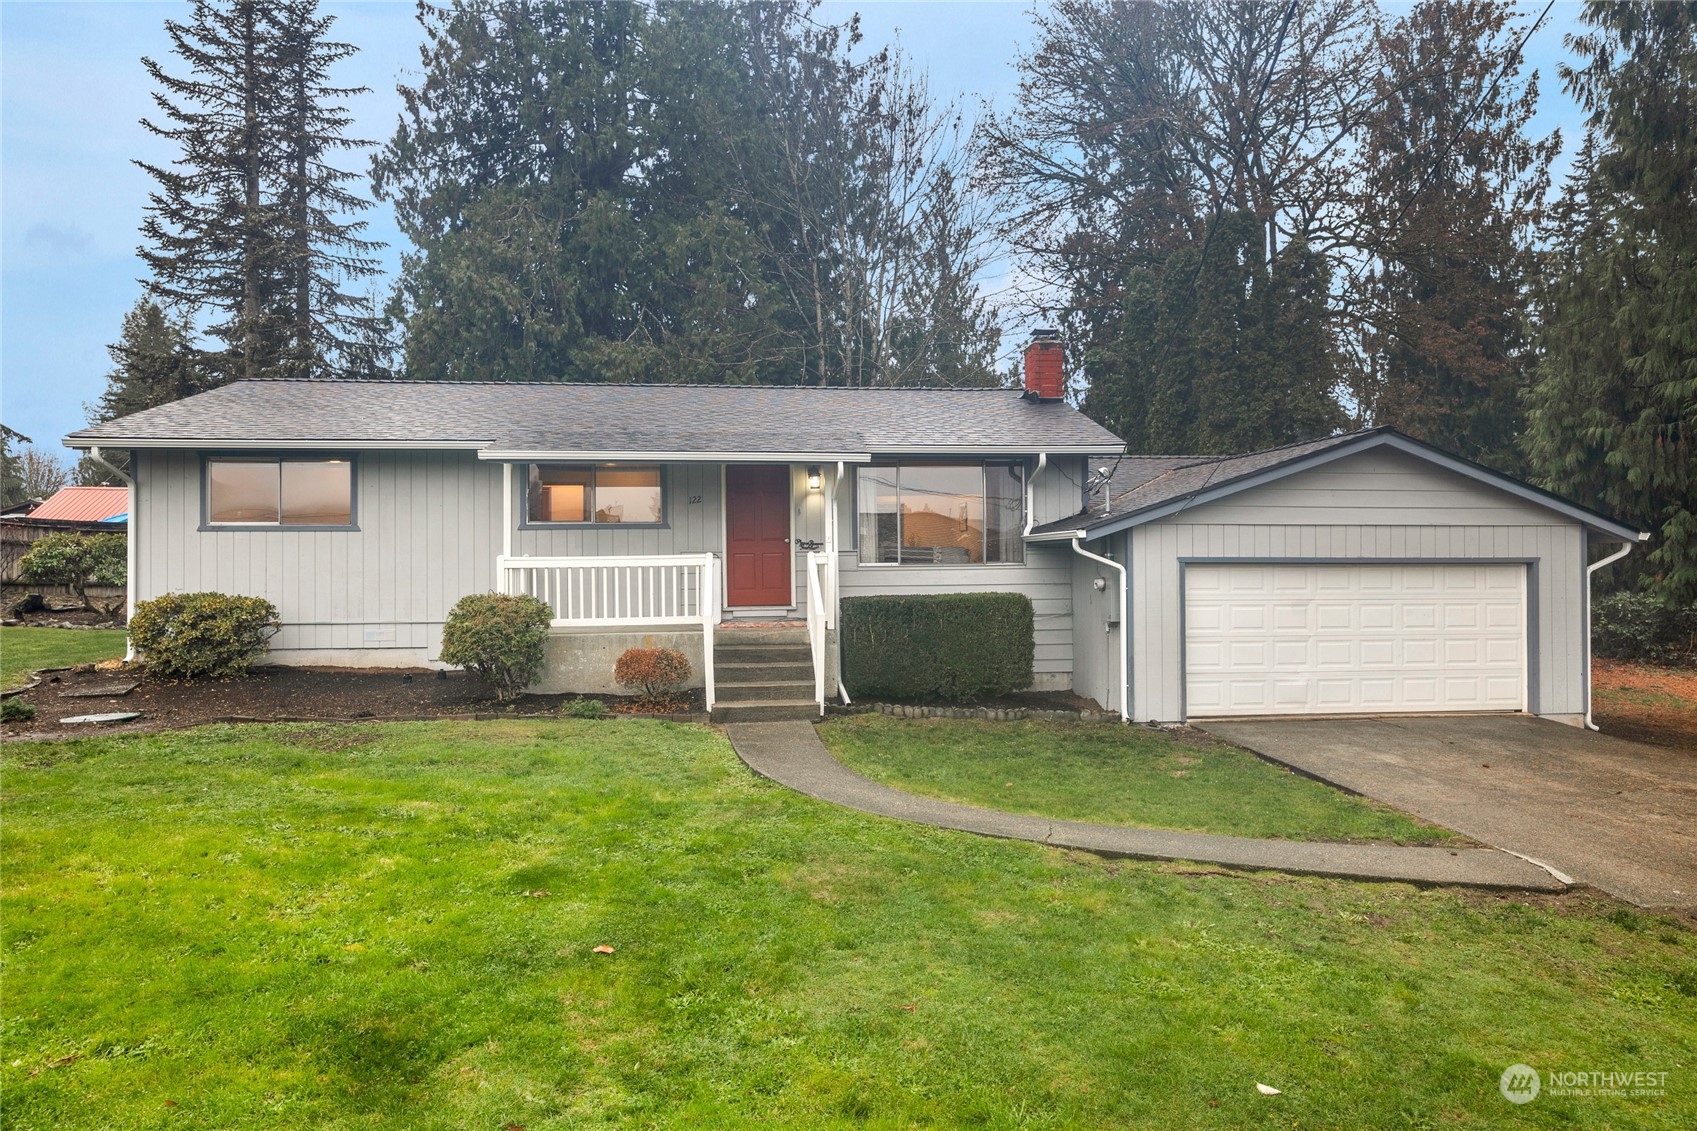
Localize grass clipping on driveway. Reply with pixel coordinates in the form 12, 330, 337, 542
5, 719, 1694, 1129
820, 714, 1455, 844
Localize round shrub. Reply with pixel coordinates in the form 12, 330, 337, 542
438, 593, 553, 701
129, 592, 281, 679
19, 531, 127, 611
614, 647, 692, 705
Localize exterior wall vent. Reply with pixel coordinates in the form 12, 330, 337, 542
1022, 329, 1065, 401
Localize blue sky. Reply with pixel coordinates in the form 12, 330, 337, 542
2, 1, 1590, 455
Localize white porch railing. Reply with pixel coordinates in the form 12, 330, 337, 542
497, 553, 719, 710
805, 550, 833, 714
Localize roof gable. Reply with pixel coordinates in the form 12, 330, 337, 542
1030, 429, 1643, 542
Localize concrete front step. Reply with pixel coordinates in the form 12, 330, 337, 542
719, 659, 813, 683
715, 643, 811, 666
711, 699, 820, 723
717, 679, 815, 703
713, 627, 809, 647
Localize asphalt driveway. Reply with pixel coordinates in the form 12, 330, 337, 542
1199, 715, 1697, 910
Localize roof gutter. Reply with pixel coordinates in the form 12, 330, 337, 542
1023, 453, 1048, 537
1071, 537, 1128, 722
1584, 534, 1648, 731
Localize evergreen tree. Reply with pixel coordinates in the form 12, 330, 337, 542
1, 426, 32, 508
1525, 1, 1697, 603
271, 0, 385, 377
138, 0, 380, 382
1106, 212, 1342, 455
1349, 0, 1554, 470
90, 299, 212, 423
983, 0, 1372, 452
374, 1, 999, 387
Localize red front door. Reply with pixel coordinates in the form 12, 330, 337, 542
725, 465, 792, 607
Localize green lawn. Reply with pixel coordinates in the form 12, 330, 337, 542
3, 720, 1693, 1129
0, 625, 128, 690
820, 713, 1453, 844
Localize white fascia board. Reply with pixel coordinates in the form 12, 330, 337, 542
66, 437, 489, 451
864, 444, 1122, 457
479, 450, 873, 463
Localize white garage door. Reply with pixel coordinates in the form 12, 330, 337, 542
1185, 563, 1526, 718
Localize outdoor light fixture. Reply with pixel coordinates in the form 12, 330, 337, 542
806, 465, 822, 491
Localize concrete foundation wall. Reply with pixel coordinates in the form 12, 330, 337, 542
531, 629, 707, 695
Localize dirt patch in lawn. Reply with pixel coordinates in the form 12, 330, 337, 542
1, 664, 701, 741
1591, 658, 1697, 751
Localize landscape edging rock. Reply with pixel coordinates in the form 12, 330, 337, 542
826, 702, 1119, 724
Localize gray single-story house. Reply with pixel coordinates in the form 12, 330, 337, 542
67, 351, 1643, 726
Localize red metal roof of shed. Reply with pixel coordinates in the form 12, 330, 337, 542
28, 486, 128, 522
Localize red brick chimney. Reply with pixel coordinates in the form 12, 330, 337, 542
1022, 329, 1064, 401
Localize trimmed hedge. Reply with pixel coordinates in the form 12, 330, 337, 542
841, 593, 1034, 702
1593, 592, 1697, 666
129, 592, 280, 679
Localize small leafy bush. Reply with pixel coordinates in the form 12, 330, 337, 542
19, 532, 126, 611
1593, 592, 1697, 665
128, 592, 280, 679
842, 592, 1034, 702
438, 593, 553, 700
614, 647, 692, 705
561, 697, 607, 719
1, 698, 36, 723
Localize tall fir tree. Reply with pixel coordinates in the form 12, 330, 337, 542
1108, 212, 1342, 455
1348, 0, 1554, 471
90, 299, 212, 423
374, 0, 1000, 387
137, 0, 381, 382
272, 0, 385, 378
1524, 1, 1697, 603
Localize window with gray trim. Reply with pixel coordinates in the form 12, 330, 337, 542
856, 462, 1023, 564
527, 464, 663, 524
206, 458, 353, 526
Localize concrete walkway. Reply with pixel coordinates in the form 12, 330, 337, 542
725, 721, 1566, 892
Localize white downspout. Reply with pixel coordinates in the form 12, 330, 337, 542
1023, 452, 1048, 537
1071, 536, 1127, 722
830, 460, 850, 704
88, 447, 137, 661
1584, 538, 1640, 731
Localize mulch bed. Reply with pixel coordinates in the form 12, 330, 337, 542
1, 665, 704, 742
1592, 658, 1697, 752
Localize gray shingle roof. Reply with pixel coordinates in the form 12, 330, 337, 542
1028, 427, 1644, 541
65, 379, 1124, 457
1028, 432, 1364, 537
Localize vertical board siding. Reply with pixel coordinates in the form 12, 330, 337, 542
1127, 521, 1585, 722
136, 449, 504, 658
1113, 450, 1594, 722
137, 451, 1088, 675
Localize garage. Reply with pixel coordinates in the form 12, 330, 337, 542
1183, 562, 1527, 718
1038, 429, 1645, 726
